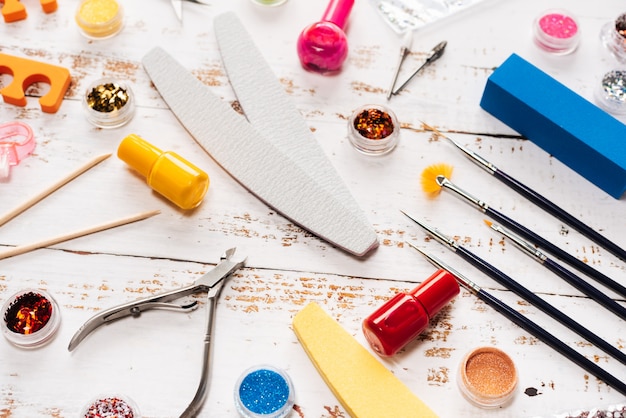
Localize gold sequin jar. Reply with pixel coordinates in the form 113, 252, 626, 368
457, 346, 518, 408
75, 0, 124, 39
348, 104, 399, 155
83, 78, 135, 128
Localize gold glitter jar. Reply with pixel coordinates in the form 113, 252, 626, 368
457, 346, 518, 409
348, 104, 399, 155
83, 78, 135, 128
75, 0, 124, 39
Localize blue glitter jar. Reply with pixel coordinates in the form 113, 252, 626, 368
234, 365, 295, 418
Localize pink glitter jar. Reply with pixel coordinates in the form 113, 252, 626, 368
533, 9, 580, 55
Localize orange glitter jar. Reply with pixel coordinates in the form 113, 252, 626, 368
457, 346, 518, 408
2, 289, 61, 348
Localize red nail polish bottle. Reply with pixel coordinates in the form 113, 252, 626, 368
363, 269, 460, 356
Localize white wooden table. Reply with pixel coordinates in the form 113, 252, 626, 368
1, 0, 625, 416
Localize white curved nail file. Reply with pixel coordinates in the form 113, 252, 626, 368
213, 12, 368, 225
142, 47, 378, 256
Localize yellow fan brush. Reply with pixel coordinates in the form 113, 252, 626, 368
420, 163, 453, 196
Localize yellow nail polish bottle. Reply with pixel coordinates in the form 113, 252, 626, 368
117, 134, 209, 210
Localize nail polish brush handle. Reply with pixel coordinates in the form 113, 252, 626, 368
454, 244, 626, 366
543, 257, 626, 320
486, 221, 626, 320
477, 288, 626, 396
436, 127, 626, 263
494, 168, 626, 262
410, 243, 626, 397
484, 206, 626, 298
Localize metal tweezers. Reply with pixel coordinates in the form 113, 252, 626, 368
68, 247, 247, 418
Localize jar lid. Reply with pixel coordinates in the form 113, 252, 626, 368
234, 365, 295, 418
1, 288, 61, 348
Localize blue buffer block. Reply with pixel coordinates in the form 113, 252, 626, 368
480, 53, 626, 199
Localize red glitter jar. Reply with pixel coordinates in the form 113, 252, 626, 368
348, 104, 400, 155
1, 288, 61, 348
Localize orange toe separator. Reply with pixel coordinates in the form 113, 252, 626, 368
1, 0, 27, 22
0, 53, 71, 114
40, 0, 57, 13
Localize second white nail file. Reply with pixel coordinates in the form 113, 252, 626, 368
213, 12, 368, 226
142, 47, 378, 256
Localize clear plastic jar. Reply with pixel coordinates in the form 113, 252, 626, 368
348, 104, 400, 155
234, 365, 295, 418
533, 9, 580, 55
601, 12, 626, 63
83, 78, 135, 128
81, 394, 141, 417
249, 0, 288, 6
2, 288, 61, 348
595, 69, 626, 115
457, 346, 518, 409
75, 0, 124, 39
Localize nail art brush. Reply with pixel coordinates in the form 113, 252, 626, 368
420, 169, 626, 299
390, 40, 447, 96
405, 241, 626, 397
400, 211, 626, 365
423, 122, 626, 263
386, 31, 413, 100
486, 220, 626, 321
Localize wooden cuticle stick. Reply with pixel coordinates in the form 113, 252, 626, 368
0, 153, 112, 228
0, 209, 160, 260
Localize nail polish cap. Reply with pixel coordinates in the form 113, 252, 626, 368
410, 269, 460, 315
362, 269, 459, 356
117, 134, 210, 210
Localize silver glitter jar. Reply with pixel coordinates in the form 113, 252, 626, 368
595, 70, 626, 115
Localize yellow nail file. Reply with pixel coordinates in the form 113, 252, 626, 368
292, 302, 438, 418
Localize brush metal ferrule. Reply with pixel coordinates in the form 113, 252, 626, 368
436, 175, 490, 212
490, 222, 547, 262
401, 211, 458, 250
406, 241, 481, 294
445, 135, 497, 175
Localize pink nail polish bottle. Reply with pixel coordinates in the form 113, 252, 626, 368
296, 0, 354, 74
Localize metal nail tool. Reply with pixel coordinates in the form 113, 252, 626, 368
386, 31, 413, 100
68, 247, 247, 417
170, 0, 210, 22
389, 40, 447, 97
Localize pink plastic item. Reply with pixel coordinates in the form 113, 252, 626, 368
296, 0, 354, 74
0, 121, 35, 179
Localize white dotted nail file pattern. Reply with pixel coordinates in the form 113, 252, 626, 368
142, 47, 378, 256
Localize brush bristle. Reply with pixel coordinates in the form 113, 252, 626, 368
420, 163, 453, 196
